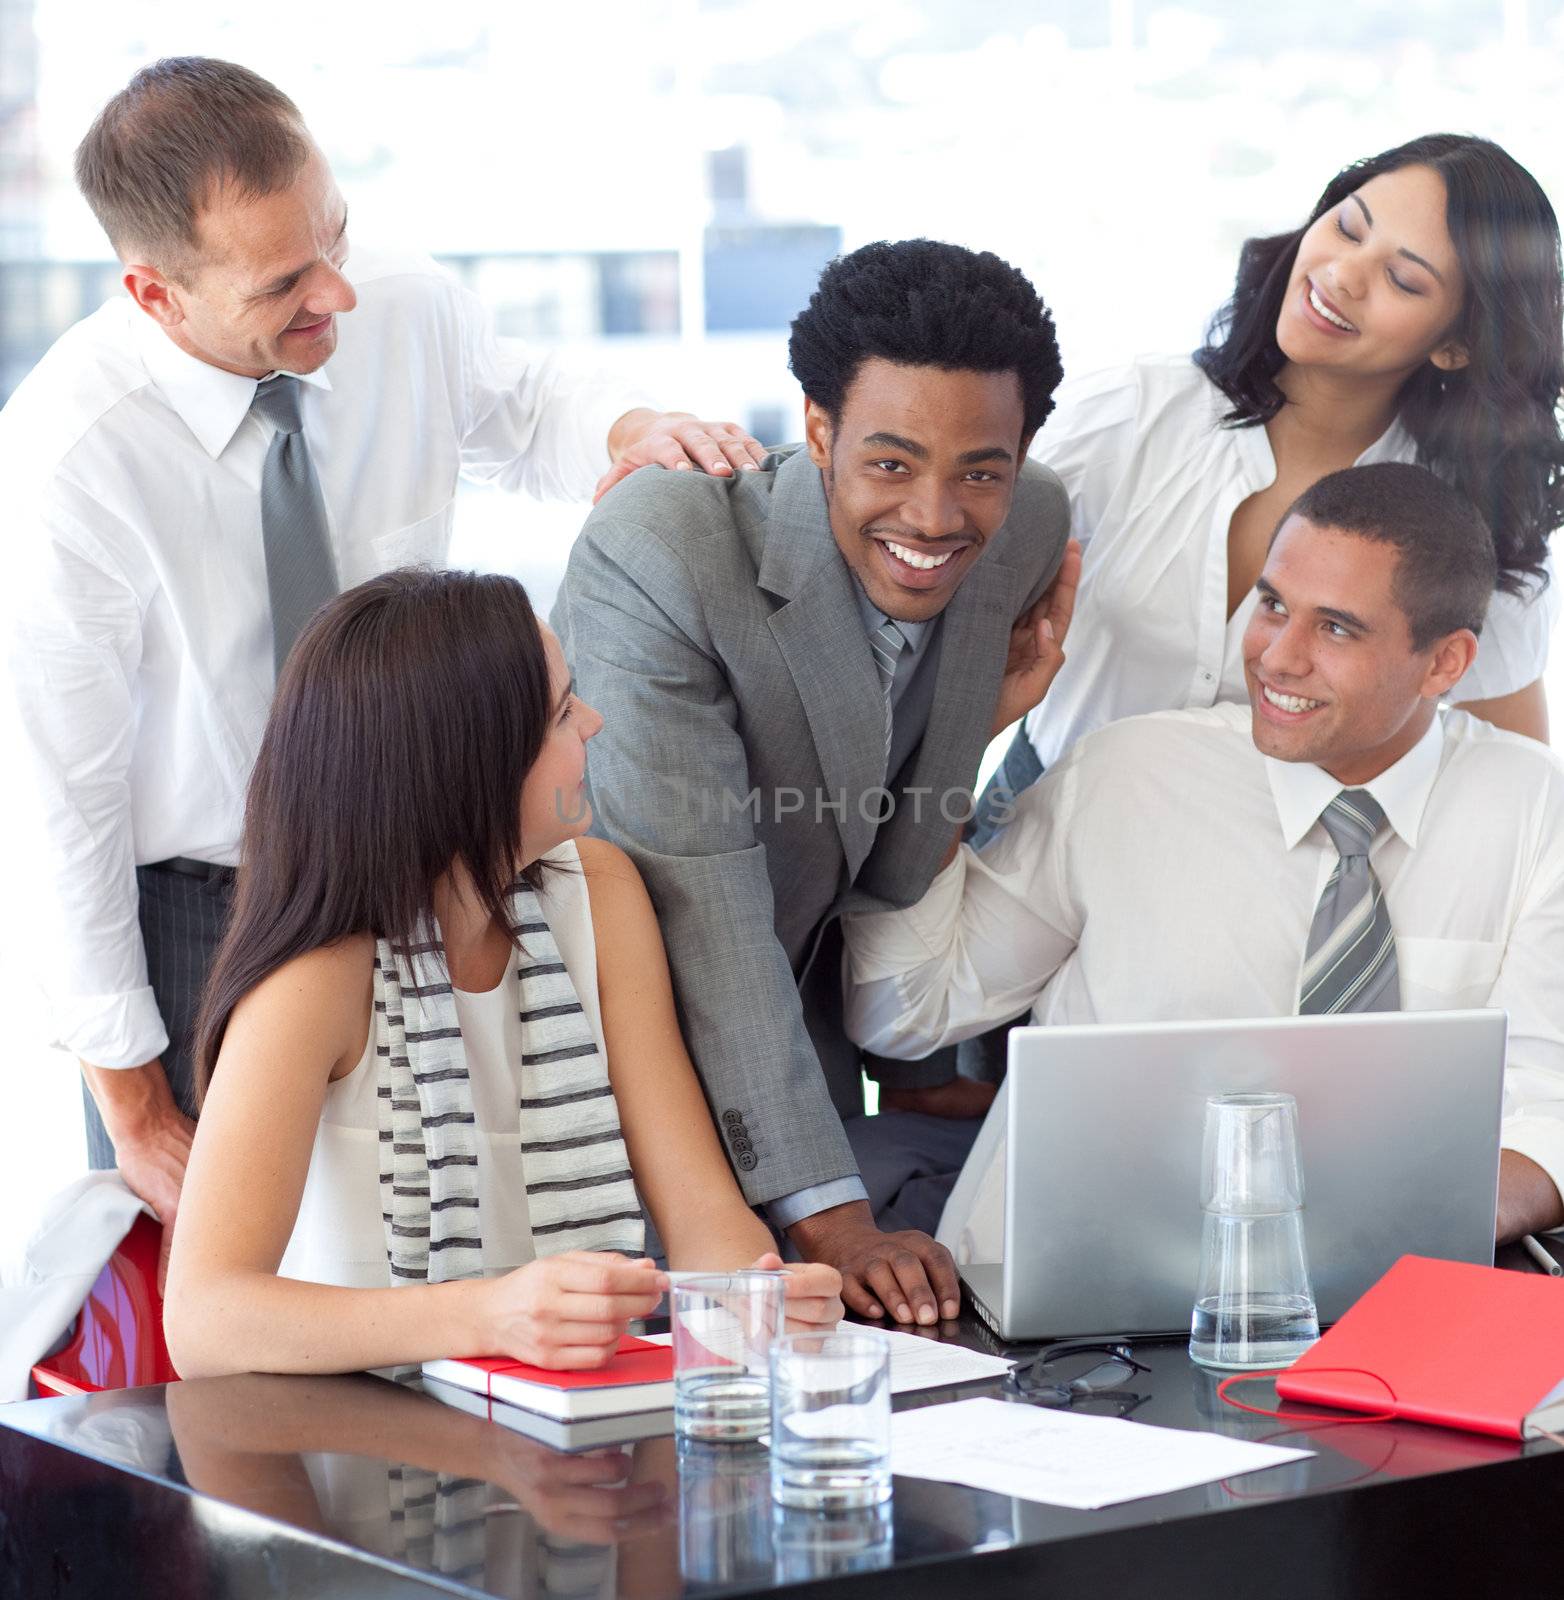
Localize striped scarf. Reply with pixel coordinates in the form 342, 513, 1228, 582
386, 1458, 615, 1595
373, 880, 644, 1285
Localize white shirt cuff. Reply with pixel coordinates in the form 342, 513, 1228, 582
51, 985, 169, 1070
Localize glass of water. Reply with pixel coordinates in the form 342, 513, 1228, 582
1189, 1091, 1320, 1370
769, 1330, 892, 1510
671, 1272, 784, 1442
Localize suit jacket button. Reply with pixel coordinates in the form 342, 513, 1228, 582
722, 1109, 744, 1126
732, 1137, 753, 1155
736, 1151, 758, 1171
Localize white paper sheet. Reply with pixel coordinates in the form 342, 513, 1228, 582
868, 1328, 1015, 1394
639, 1326, 1012, 1395
890, 1397, 1313, 1510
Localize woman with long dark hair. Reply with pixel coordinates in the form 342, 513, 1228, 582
164, 568, 840, 1378
1016, 132, 1563, 780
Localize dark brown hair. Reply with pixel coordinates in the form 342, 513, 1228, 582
193, 568, 557, 1094
75, 56, 309, 274
1283, 462, 1498, 649
1195, 133, 1564, 597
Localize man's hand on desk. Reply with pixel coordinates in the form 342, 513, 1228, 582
880, 1079, 997, 1120
79, 1057, 194, 1291
1496, 1149, 1564, 1245
788, 1199, 961, 1327
596, 409, 767, 502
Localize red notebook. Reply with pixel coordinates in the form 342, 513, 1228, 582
1276, 1255, 1564, 1440
422, 1335, 674, 1422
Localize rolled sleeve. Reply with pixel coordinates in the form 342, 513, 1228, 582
6, 505, 165, 1069
49, 986, 168, 1072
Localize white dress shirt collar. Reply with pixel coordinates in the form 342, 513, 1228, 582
1264, 710, 1446, 852
130, 305, 333, 460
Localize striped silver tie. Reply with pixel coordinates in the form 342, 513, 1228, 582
253, 375, 339, 675
1298, 790, 1400, 1015
869, 617, 906, 773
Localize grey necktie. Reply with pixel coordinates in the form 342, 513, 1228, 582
252, 375, 338, 675
1298, 790, 1400, 1014
869, 617, 906, 774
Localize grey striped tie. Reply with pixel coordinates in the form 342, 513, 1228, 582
869, 617, 906, 773
252, 375, 338, 675
1298, 790, 1400, 1014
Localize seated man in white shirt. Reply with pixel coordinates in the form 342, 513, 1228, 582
0, 56, 761, 1266
843, 461, 1564, 1245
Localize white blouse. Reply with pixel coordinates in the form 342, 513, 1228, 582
277, 843, 602, 1289
1023, 356, 1559, 771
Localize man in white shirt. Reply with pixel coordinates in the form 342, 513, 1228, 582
0, 56, 760, 1260
844, 461, 1564, 1244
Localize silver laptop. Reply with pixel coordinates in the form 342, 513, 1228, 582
939, 1011, 1507, 1342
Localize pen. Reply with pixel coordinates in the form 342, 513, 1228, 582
1520, 1234, 1564, 1276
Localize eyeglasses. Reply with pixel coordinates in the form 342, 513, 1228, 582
1010, 1339, 1152, 1417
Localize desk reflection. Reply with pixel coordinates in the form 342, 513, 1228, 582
165, 1372, 678, 1596
676, 1438, 894, 1590
162, 1372, 904, 1597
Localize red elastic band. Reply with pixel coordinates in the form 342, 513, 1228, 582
1216, 1366, 1399, 1425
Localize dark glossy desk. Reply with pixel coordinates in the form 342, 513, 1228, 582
2, 1307, 1561, 1600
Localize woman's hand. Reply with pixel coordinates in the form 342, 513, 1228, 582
484, 1438, 673, 1544
749, 1251, 844, 1333
477, 1252, 667, 1368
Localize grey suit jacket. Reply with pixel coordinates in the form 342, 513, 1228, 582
552, 445, 1070, 1205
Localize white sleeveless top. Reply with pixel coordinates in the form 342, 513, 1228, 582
277, 842, 605, 1289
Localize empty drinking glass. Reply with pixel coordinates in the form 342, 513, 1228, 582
1189, 1091, 1320, 1370
770, 1330, 892, 1510
672, 1272, 784, 1441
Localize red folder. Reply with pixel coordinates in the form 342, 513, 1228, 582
1276, 1255, 1564, 1440
422, 1335, 674, 1421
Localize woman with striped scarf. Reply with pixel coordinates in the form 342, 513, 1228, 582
164, 567, 841, 1377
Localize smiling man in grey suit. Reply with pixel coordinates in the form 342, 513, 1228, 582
553, 240, 1074, 1324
